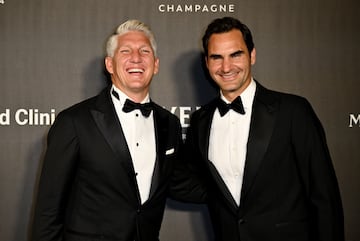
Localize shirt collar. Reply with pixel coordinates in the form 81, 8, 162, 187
111, 84, 150, 106
220, 78, 256, 111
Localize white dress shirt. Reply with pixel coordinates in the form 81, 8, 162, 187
111, 85, 156, 204
208, 79, 256, 206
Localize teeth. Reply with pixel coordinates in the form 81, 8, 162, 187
221, 72, 237, 78
128, 68, 144, 73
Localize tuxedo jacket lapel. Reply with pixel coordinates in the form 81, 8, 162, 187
90, 90, 177, 204
90, 87, 136, 181
148, 105, 167, 199
197, 100, 239, 210
197, 84, 279, 210
197, 105, 213, 162
240, 84, 279, 204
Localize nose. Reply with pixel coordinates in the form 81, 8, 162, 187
221, 57, 232, 73
130, 50, 142, 63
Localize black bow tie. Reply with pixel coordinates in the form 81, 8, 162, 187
217, 96, 245, 117
123, 99, 153, 117
112, 90, 153, 117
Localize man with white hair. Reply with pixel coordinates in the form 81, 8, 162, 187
32, 19, 183, 241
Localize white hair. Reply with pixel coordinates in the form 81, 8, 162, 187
105, 19, 157, 57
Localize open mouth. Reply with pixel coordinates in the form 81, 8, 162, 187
127, 68, 144, 74
219, 72, 238, 80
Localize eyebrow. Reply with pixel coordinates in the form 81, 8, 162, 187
208, 50, 245, 59
208, 53, 222, 59
230, 50, 244, 57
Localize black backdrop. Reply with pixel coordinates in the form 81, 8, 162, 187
0, 0, 359, 240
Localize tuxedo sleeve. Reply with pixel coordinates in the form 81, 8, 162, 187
32, 110, 79, 241
291, 98, 344, 241
169, 115, 208, 203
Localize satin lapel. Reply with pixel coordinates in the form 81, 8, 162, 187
240, 84, 279, 204
90, 88, 135, 179
197, 108, 213, 161
198, 100, 239, 210
208, 162, 239, 210
148, 105, 165, 199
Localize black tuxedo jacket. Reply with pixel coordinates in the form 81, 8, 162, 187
32, 86, 183, 241
183, 82, 344, 241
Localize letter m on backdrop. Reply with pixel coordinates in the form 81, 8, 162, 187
349, 114, 360, 127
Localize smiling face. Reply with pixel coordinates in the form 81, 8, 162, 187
105, 30, 159, 101
206, 29, 256, 101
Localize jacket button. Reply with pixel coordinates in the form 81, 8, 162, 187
238, 218, 245, 224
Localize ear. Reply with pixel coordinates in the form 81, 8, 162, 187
250, 48, 256, 65
153, 57, 160, 75
105, 57, 114, 74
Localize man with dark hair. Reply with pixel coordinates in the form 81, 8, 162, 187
183, 17, 344, 241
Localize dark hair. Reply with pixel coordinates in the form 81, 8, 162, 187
202, 17, 255, 56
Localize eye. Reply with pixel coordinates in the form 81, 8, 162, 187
230, 51, 244, 58
209, 54, 222, 60
119, 48, 130, 54
140, 48, 152, 54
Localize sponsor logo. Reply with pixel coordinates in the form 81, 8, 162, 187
168, 106, 200, 128
168, 106, 201, 140
0, 108, 56, 126
158, 4, 235, 13
349, 113, 360, 127
0, 106, 200, 130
